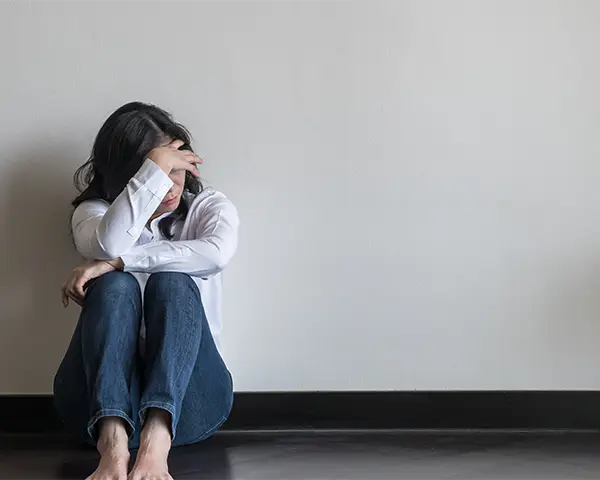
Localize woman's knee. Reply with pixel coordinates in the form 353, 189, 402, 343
86, 271, 141, 301
145, 272, 199, 298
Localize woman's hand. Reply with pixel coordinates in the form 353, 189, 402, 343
147, 139, 202, 177
61, 260, 118, 308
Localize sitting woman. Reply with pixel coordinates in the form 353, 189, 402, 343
54, 102, 239, 480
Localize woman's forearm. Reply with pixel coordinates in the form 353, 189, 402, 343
72, 160, 173, 259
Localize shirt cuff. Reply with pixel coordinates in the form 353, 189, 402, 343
133, 159, 173, 199
120, 251, 149, 271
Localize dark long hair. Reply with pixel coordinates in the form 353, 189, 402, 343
73, 102, 203, 239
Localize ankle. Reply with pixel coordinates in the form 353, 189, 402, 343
139, 426, 171, 454
97, 417, 130, 456
139, 409, 172, 454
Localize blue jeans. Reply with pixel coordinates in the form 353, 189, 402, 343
53, 271, 233, 449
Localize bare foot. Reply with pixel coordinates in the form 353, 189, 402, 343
129, 409, 173, 480
87, 417, 130, 480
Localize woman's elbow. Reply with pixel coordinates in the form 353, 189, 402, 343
213, 256, 231, 273
213, 246, 237, 272
73, 237, 115, 261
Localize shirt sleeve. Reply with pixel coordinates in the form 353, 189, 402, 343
72, 159, 173, 260
120, 191, 239, 277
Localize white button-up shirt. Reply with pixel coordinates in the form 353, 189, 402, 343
71, 159, 239, 355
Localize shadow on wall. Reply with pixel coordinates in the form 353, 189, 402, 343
0, 143, 82, 392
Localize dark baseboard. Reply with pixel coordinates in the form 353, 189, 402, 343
2, 391, 600, 434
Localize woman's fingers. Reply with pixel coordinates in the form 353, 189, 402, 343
67, 290, 82, 307
189, 152, 204, 164
175, 155, 201, 177
69, 285, 84, 306
181, 150, 203, 164
172, 139, 204, 163
63, 273, 85, 306
169, 139, 185, 150
184, 162, 201, 177
63, 284, 83, 307
73, 275, 87, 301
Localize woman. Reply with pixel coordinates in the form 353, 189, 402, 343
54, 102, 239, 480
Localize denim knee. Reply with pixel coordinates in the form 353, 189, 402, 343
145, 272, 199, 297
86, 271, 141, 300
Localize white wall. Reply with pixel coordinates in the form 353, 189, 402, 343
1, 0, 600, 393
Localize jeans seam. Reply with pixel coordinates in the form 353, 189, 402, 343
170, 282, 203, 388
178, 388, 234, 446
183, 410, 231, 446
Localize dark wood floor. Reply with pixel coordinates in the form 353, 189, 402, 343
1, 431, 600, 479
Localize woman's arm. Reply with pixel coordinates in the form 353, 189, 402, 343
120, 191, 239, 277
72, 160, 174, 260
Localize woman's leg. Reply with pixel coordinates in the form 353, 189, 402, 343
172, 294, 233, 447
130, 272, 233, 480
53, 271, 143, 479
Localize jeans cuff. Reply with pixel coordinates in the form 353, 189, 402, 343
139, 401, 177, 439
87, 409, 136, 443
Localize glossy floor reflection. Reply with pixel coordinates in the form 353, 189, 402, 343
1, 431, 600, 479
